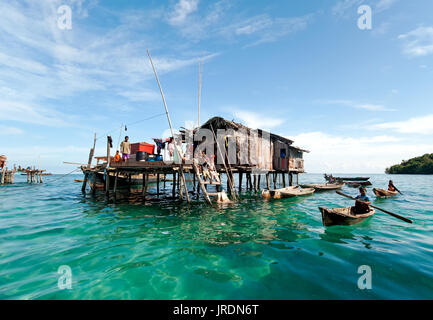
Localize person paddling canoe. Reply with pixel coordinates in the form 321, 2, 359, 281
353, 187, 371, 214
388, 180, 396, 192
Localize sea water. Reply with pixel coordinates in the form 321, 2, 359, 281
0, 173, 432, 299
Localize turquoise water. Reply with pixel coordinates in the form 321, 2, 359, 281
1, 173, 432, 300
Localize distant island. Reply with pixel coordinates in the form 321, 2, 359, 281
386, 153, 433, 174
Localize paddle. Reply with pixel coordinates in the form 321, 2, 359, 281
336, 191, 412, 224
391, 183, 403, 195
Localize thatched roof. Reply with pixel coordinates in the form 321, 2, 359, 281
200, 117, 295, 145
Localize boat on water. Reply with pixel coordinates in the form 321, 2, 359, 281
262, 186, 315, 199
346, 181, 372, 187
300, 182, 344, 191
324, 174, 370, 182
373, 188, 398, 197
319, 206, 375, 227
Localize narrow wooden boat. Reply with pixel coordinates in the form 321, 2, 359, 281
324, 174, 370, 182
262, 186, 315, 199
319, 206, 375, 226
337, 177, 370, 181
373, 188, 398, 197
300, 182, 345, 191
346, 181, 372, 187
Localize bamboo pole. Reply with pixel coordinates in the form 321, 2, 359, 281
147, 49, 190, 204
198, 61, 203, 128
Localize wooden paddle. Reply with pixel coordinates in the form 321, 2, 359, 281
391, 183, 403, 195
336, 191, 412, 224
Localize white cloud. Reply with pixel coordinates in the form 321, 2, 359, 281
168, 0, 199, 26
317, 99, 396, 111
0, 100, 72, 127
371, 114, 433, 134
223, 14, 313, 47
332, 0, 363, 17
398, 26, 433, 57
376, 0, 397, 12
233, 110, 284, 130
332, 0, 396, 18
0, 126, 24, 135
289, 131, 432, 173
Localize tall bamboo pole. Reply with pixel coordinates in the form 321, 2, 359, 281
147, 49, 190, 203
198, 61, 203, 128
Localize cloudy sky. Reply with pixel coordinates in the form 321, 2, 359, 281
1, 0, 432, 173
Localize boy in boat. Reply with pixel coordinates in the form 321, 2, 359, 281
120, 136, 131, 162
388, 180, 396, 192
353, 187, 371, 214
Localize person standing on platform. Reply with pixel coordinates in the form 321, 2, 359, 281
120, 136, 131, 162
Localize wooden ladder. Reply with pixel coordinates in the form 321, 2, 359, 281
192, 161, 212, 205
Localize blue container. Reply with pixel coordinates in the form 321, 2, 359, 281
156, 155, 163, 161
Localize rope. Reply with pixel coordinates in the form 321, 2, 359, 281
95, 112, 166, 141
44, 168, 82, 184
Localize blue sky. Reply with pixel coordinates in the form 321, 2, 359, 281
1, 0, 433, 173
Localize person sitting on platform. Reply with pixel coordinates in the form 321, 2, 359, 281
114, 150, 121, 163
353, 187, 371, 214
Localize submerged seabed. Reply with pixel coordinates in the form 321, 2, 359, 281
0, 173, 432, 299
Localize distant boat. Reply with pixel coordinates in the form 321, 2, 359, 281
346, 181, 372, 187
319, 206, 375, 226
324, 174, 370, 182
300, 182, 345, 191
262, 186, 315, 199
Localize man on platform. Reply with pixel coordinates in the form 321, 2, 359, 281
120, 136, 131, 162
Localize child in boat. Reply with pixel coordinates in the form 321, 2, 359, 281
353, 187, 371, 214
388, 180, 396, 192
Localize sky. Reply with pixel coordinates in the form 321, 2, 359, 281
1, 0, 433, 173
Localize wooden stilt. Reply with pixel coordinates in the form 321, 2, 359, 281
282, 173, 286, 187
156, 174, 160, 197
273, 173, 277, 189
239, 172, 243, 192
105, 170, 110, 197
142, 173, 148, 200
257, 174, 261, 191
266, 173, 270, 190
172, 172, 176, 198
253, 175, 257, 193
114, 171, 119, 200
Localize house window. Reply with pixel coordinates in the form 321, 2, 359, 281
280, 148, 286, 158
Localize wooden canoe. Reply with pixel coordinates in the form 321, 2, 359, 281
373, 188, 398, 197
262, 186, 315, 199
346, 181, 372, 187
300, 182, 345, 191
337, 177, 370, 181
319, 206, 375, 227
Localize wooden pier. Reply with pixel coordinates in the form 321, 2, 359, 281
1, 167, 16, 184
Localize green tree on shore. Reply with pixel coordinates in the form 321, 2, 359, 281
386, 153, 433, 174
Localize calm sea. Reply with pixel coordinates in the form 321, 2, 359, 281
1, 173, 432, 299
